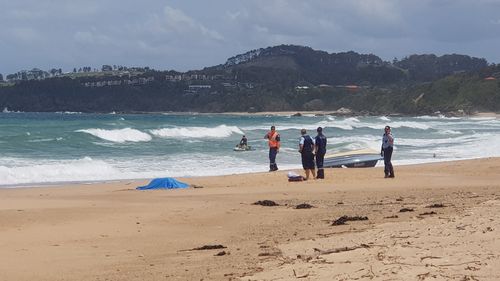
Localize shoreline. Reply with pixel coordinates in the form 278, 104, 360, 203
1, 156, 497, 189
4, 110, 498, 118
223, 110, 500, 118
1, 157, 500, 280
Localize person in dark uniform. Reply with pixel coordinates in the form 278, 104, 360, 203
299, 128, 316, 180
381, 125, 395, 178
314, 127, 327, 179
264, 126, 280, 171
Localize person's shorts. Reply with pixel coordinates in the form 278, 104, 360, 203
301, 153, 315, 169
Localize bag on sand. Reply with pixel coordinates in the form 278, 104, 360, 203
287, 171, 305, 182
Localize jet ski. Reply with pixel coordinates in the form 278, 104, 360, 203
233, 145, 254, 151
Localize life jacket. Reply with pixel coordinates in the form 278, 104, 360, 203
267, 131, 280, 148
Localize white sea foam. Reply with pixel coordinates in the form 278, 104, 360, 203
0, 154, 300, 186
55, 111, 82, 114
329, 135, 382, 151
317, 120, 355, 130
415, 115, 460, 120
150, 125, 244, 138
27, 138, 63, 143
437, 129, 462, 135
396, 133, 481, 147
469, 116, 497, 121
77, 128, 152, 143
0, 157, 121, 186
388, 121, 431, 130
318, 118, 430, 131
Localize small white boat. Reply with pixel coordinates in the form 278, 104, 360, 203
323, 149, 382, 168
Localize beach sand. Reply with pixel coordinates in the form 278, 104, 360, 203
1, 158, 499, 281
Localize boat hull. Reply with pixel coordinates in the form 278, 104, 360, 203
323, 152, 382, 168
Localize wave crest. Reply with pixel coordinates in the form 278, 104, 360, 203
150, 125, 244, 138
77, 128, 152, 143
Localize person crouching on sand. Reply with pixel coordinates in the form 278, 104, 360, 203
299, 128, 316, 180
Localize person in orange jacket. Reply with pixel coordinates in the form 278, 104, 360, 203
264, 125, 280, 171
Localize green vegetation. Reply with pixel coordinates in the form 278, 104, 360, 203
1, 45, 499, 114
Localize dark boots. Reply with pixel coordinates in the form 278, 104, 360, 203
316, 168, 324, 179
269, 163, 278, 172
384, 167, 395, 178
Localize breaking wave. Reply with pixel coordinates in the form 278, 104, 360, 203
150, 125, 244, 138
77, 128, 152, 143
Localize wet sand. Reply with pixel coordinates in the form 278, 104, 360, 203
1, 158, 499, 280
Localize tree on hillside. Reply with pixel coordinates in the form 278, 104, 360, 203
102, 65, 112, 72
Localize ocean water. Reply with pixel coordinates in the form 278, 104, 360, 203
1, 112, 500, 187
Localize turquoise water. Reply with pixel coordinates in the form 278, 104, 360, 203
1, 112, 500, 186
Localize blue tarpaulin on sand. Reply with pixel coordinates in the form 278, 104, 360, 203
136, 177, 190, 190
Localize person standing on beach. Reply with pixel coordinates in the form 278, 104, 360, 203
265, 126, 280, 171
299, 128, 316, 180
381, 125, 395, 178
314, 127, 327, 179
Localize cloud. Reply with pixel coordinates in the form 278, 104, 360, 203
1, 0, 500, 75
140, 6, 223, 41
74, 31, 112, 46
7, 27, 41, 42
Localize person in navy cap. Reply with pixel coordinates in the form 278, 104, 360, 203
314, 127, 327, 179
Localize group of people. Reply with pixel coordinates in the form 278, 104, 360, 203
297, 127, 327, 180
260, 125, 395, 179
264, 126, 327, 180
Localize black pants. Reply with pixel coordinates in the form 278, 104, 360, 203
383, 146, 394, 176
315, 152, 325, 179
269, 147, 278, 171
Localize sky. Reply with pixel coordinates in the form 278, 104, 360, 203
1, 0, 500, 75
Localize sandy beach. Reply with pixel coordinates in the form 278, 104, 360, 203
1, 158, 500, 281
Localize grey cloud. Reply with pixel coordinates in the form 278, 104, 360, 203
1, 0, 499, 75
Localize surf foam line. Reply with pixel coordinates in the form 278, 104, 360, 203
76, 128, 152, 143
150, 124, 244, 138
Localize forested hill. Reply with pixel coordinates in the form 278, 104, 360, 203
0, 44, 498, 114
216, 45, 488, 84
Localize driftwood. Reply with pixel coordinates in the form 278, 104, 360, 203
384, 215, 399, 219
293, 269, 309, 278
426, 203, 446, 208
313, 244, 370, 255
332, 215, 368, 225
419, 211, 437, 216
179, 244, 226, 252
295, 203, 314, 209
253, 200, 279, 206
